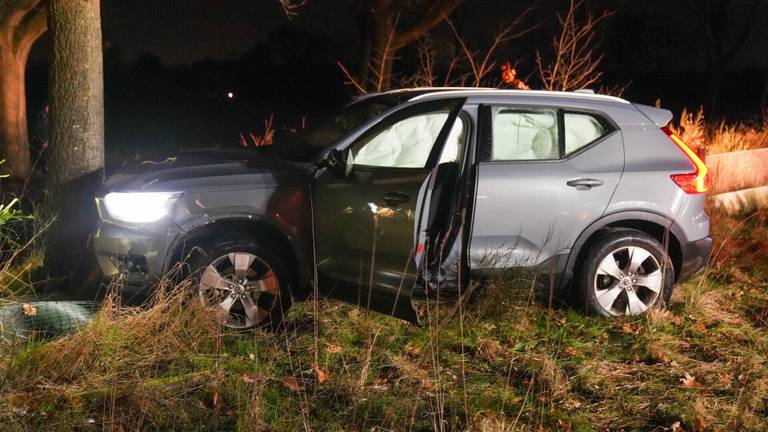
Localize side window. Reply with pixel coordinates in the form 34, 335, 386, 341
564, 112, 608, 155
490, 107, 559, 161
350, 108, 453, 169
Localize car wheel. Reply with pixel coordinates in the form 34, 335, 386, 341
188, 236, 292, 330
577, 228, 674, 317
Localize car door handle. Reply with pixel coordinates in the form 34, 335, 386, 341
381, 192, 410, 207
566, 178, 604, 188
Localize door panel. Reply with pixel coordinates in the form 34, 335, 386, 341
313, 168, 429, 320
470, 106, 624, 271
313, 99, 464, 321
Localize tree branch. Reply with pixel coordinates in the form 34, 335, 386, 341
336, 61, 367, 94
13, 2, 46, 58
0, 0, 42, 33
277, 0, 307, 18
391, 0, 460, 49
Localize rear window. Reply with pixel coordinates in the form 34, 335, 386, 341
482, 106, 613, 162
564, 112, 607, 155
490, 107, 559, 161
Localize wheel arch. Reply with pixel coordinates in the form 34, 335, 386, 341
565, 211, 685, 285
164, 217, 308, 298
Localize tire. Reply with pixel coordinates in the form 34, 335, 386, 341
187, 234, 292, 331
576, 228, 674, 317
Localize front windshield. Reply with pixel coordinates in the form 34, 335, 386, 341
273, 94, 404, 163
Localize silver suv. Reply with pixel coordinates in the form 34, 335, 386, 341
93, 89, 712, 328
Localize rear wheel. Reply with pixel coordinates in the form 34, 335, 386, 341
188, 236, 292, 330
577, 229, 674, 316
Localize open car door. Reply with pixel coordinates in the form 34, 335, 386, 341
312, 99, 465, 322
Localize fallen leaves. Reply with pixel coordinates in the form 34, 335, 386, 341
561, 346, 579, 358
21, 303, 36, 317
681, 372, 702, 389
313, 363, 329, 384
404, 343, 421, 358
621, 323, 641, 335
279, 377, 304, 393
370, 377, 389, 392
241, 373, 258, 384
647, 342, 675, 364
691, 321, 707, 333
716, 373, 733, 388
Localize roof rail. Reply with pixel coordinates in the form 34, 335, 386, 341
408, 89, 629, 104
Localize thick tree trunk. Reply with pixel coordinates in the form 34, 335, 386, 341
45, 0, 104, 289
0, 47, 30, 179
0, 1, 47, 181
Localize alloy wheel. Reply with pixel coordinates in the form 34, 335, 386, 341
198, 252, 280, 329
593, 245, 664, 316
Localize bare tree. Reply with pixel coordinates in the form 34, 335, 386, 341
536, 0, 612, 91
277, 0, 307, 18
0, 0, 46, 179
446, 5, 536, 87
344, 0, 461, 92
45, 0, 104, 286
342, 3, 536, 93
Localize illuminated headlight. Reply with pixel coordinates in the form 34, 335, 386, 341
103, 192, 181, 223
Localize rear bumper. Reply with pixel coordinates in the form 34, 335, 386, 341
677, 236, 712, 282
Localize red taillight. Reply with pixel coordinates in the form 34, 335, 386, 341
662, 126, 709, 193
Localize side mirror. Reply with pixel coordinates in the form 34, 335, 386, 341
323, 148, 352, 178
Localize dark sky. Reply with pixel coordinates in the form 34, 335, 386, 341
27, 0, 766, 69
101, 0, 357, 64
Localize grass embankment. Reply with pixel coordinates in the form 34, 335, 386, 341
0, 208, 766, 431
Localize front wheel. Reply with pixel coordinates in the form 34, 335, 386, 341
577, 229, 674, 316
188, 236, 292, 330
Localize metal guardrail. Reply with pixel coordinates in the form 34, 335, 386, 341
708, 148, 768, 194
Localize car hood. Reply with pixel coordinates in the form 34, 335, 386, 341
101, 149, 315, 194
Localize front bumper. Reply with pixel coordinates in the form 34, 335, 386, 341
93, 221, 180, 286
677, 235, 713, 282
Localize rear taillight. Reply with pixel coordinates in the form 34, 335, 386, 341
662, 126, 709, 194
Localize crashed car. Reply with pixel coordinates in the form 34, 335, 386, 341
93, 88, 712, 329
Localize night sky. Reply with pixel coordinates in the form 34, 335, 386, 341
100, 0, 355, 64
95, 0, 766, 66
28, 1, 768, 69
23, 0, 768, 161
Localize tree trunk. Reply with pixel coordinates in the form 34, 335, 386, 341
0, 46, 31, 179
355, 0, 374, 89
45, 0, 104, 290
373, 13, 396, 91
0, 0, 47, 181
363, 0, 460, 91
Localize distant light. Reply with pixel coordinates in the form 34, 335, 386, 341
227, 91, 235, 99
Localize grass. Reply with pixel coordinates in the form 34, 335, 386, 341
671, 107, 768, 155
0, 205, 766, 431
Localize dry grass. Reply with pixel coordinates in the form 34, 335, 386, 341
0, 187, 767, 430
672, 107, 768, 155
